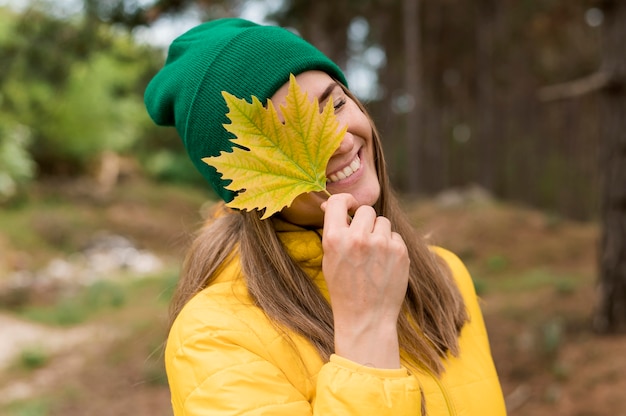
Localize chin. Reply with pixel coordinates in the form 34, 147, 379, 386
352, 193, 380, 209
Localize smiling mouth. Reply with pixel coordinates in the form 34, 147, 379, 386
327, 154, 361, 184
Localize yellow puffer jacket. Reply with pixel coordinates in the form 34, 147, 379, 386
166, 220, 507, 415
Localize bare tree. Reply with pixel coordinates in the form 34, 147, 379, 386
475, 0, 496, 191
537, 0, 625, 332
593, 0, 626, 333
402, 0, 422, 194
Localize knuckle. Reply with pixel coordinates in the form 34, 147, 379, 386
376, 216, 391, 226
369, 233, 387, 248
390, 233, 408, 252
354, 205, 376, 220
322, 230, 342, 248
349, 234, 370, 252
355, 205, 376, 217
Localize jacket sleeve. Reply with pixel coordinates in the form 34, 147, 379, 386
167, 307, 310, 415
315, 355, 422, 414
166, 300, 422, 415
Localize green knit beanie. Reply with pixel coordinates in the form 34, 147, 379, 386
144, 18, 347, 202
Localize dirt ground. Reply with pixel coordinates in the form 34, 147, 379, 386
409, 197, 624, 416
1, 181, 624, 415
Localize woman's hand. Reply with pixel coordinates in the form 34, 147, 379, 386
321, 193, 410, 368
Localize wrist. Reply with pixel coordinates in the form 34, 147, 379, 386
334, 321, 401, 369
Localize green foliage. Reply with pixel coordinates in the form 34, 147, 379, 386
551, 360, 570, 382
17, 345, 50, 370
144, 149, 207, 186
22, 299, 87, 326
0, 192, 97, 264
541, 318, 564, 358
19, 280, 127, 326
0, 122, 35, 201
4, 399, 50, 416
0, 7, 163, 178
554, 279, 577, 296
486, 254, 509, 272
40, 51, 149, 161
472, 278, 488, 296
86, 280, 127, 309
473, 268, 584, 295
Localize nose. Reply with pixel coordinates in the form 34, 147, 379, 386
334, 131, 354, 155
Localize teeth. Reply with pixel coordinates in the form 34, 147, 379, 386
327, 155, 361, 183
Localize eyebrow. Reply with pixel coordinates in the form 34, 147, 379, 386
318, 82, 339, 104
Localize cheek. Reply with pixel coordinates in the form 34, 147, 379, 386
339, 101, 369, 130
279, 192, 326, 227
363, 150, 382, 204
356, 119, 375, 148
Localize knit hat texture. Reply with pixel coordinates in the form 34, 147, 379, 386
144, 18, 347, 202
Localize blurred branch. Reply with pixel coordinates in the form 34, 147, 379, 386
97, 0, 220, 29
106, 0, 187, 28
537, 70, 623, 101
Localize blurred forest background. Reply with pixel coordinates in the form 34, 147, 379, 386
0, 0, 625, 415
0, 0, 613, 216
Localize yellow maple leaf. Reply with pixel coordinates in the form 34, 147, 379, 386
202, 74, 346, 219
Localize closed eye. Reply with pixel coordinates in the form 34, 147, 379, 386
333, 98, 346, 112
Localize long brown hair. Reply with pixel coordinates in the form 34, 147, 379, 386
169, 85, 468, 376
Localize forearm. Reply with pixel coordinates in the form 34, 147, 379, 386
334, 320, 401, 369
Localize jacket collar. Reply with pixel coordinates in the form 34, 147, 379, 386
271, 217, 324, 270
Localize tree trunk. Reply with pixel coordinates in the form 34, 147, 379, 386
402, 0, 422, 195
475, 0, 496, 191
370, 6, 406, 188
594, 0, 626, 333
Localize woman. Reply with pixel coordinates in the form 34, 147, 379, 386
145, 18, 506, 415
